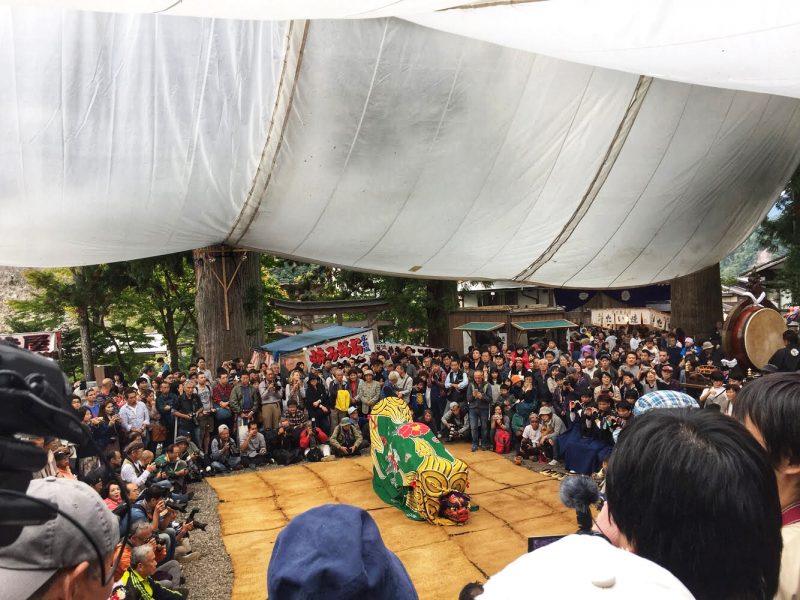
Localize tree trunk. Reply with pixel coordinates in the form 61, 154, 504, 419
193, 247, 264, 370
670, 264, 722, 338
426, 280, 458, 348
164, 310, 181, 371
77, 307, 94, 380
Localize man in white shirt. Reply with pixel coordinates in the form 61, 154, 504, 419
119, 387, 150, 443
395, 364, 413, 402
120, 441, 156, 487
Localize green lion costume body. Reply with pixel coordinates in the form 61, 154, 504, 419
370, 396, 474, 525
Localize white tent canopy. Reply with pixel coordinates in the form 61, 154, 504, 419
1, 3, 799, 288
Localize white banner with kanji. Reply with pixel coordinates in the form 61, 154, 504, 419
304, 331, 376, 367
591, 309, 670, 330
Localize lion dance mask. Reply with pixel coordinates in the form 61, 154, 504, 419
370, 396, 475, 525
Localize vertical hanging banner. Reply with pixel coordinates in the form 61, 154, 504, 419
304, 331, 375, 367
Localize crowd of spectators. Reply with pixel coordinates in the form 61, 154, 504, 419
34, 322, 800, 599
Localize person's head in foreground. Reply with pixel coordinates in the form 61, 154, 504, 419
732, 372, 800, 600
0, 477, 120, 600
268, 504, 418, 600
479, 533, 693, 598
605, 409, 782, 600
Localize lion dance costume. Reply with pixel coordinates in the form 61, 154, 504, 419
370, 396, 475, 525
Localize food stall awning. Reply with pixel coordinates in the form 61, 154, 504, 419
454, 322, 504, 332
512, 320, 578, 331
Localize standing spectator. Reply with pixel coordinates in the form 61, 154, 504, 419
304, 373, 332, 434
119, 387, 151, 447
329, 368, 351, 430
444, 362, 468, 406
360, 370, 381, 416
230, 371, 259, 426
699, 370, 726, 408
212, 369, 235, 435
172, 380, 197, 442
260, 370, 285, 432
285, 370, 306, 409
83, 387, 100, 417
466, 370, 493, 452
733, 373, 800, 600
194, 371, 215, 456
381, 371, 399, 399
196, 356, 214, 383
156, 381, 178, 444
395, 364, 413, 402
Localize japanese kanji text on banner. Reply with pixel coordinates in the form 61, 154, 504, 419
305, 331, 375, 367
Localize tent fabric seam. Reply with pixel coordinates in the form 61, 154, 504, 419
226, 20, 309, 246
514, 74, 653, 281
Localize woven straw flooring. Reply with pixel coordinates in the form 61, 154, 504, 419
208, 444, 574, 600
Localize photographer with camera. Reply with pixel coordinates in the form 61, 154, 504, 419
209, 424, 242, 473
153, 444, 189, 493
121, 441, 158, 488
440, 402, 469, 443
299, 420, 332, 462
466, 370, 493, 452
240, 421, 269, 468
113, 520, 184, 590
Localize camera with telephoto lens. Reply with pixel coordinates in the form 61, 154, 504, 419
164, 498, 187, 513
185, 508, 207, 531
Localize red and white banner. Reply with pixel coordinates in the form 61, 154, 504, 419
305, 331, 376, 366
1, 331, 62, 354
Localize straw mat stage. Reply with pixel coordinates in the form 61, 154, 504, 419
208, 444, 574, 599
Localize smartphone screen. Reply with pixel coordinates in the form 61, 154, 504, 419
527, 535, 566, 552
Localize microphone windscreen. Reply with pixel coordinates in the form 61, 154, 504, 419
559, 475, 600, 510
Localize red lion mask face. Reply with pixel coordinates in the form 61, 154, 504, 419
440, 491, 471, 523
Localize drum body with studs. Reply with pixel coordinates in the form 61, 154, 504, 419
723, 304, 786, 370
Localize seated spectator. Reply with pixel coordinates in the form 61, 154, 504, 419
299, 420, 332, 461
480, 533, 691, 598
113, 520, 183, 590
111, 544, 186, 600
154, 443, 190, 492
267, 505, 417, 600
515, 414, 543, 463
281, 399, 308, 444
210, 424, 242, 473
265, 418, 303, 466
329, 417, 363, 458
733, 373, 800, 600
489, 404, 511, 453
440, 402, 469, 442
104, 481, 123, 511
556, 398, 614, 475
174, 435, 206, 482
53, 449, 77, 480
418, 408, 438, 435
602, 408, 782, 599
239, 421, 269, 468
0, 478, 120, 600
121, 441, 157, 488
537, 406, 565, 464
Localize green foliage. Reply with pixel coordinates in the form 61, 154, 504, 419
266, 258, 455, 344
758, 173, 800, 301
720, 231, 764, 283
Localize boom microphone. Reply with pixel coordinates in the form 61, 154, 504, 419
559, 475, 600, 533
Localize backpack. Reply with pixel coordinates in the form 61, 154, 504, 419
494, 429, 512, 454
